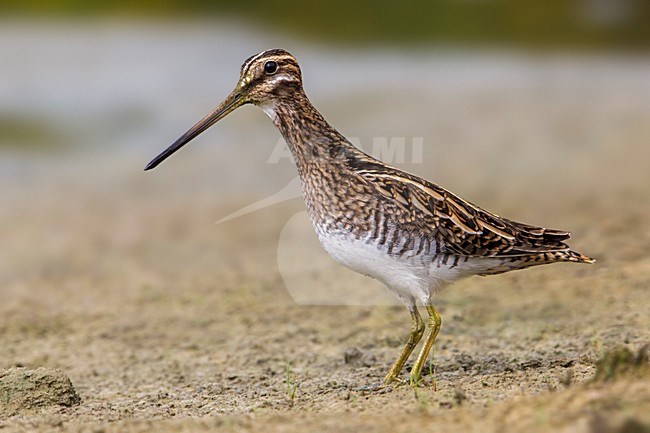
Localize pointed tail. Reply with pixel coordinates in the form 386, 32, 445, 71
559, 250, 596, 264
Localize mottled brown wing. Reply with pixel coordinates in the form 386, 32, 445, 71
354, 162, 571, 257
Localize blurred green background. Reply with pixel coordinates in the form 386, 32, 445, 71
3, 0, 650, 49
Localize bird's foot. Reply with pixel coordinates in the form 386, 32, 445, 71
409, 373, 437, 390
383, 373, 437, 390
384, 372, 407, 386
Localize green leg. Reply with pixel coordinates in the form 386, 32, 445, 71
384, 306, 425, 384
409, 305, 442, 387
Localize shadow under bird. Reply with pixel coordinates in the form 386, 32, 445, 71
146, 49, 594, 386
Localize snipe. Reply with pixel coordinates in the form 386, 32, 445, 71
146, 49, 594, 386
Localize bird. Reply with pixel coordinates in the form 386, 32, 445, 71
145, 48, 594, 386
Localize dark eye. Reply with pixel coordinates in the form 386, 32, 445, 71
264, 61, 278, 75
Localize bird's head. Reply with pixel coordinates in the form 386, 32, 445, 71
145, 48, 302, 170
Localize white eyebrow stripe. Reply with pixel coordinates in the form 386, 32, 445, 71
241, 49, 275, 76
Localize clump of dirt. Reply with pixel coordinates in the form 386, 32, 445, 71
343, 347, 376, 367
0, 367, 80, 414
592, 345, 650, 383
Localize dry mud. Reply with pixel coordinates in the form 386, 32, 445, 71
1, 161, 649, 432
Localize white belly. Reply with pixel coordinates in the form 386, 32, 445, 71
314, 229, 488, 305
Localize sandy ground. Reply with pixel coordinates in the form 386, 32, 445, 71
1, 41, 649, 431
1, 147, 649, 432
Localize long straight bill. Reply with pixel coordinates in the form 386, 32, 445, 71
145, 90, 243, 171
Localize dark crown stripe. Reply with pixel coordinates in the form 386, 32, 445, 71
240, 49, 298, 78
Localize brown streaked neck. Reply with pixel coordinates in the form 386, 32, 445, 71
260, 91, 355, 170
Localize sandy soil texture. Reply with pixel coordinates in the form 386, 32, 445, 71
1, 151, 648, 432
